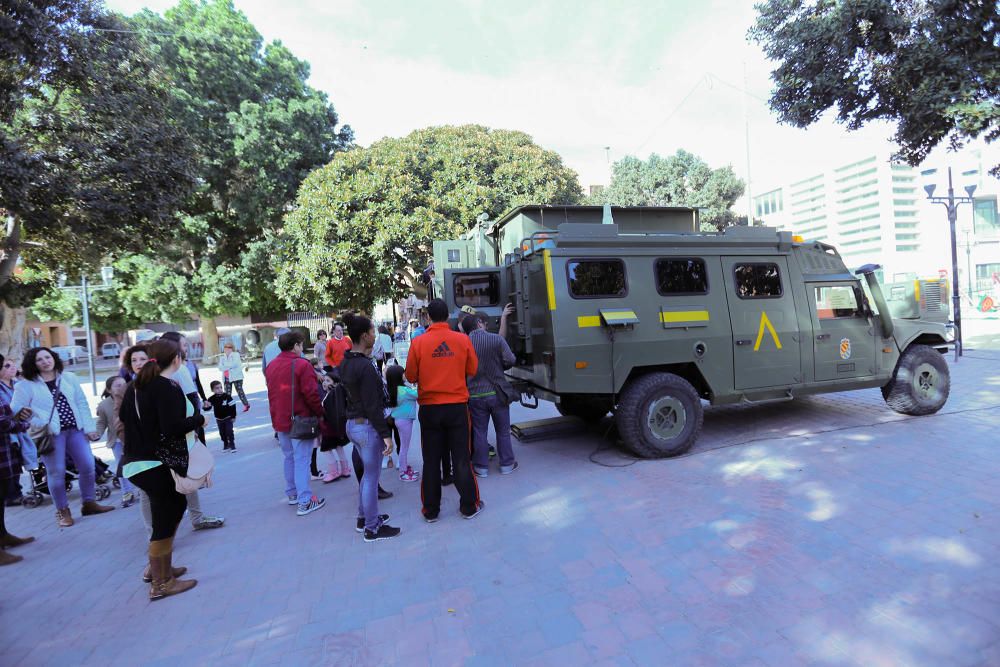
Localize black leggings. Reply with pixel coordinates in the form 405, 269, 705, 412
129, 466, 187, 541
0, 476, 12, 535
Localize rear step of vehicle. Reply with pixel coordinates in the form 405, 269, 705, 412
510, 416, 587, 442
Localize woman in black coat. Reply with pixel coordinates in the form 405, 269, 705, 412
120, 339, 204, 600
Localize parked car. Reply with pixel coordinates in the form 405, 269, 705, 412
101, 342, 122, 360
52, 345, 89, 365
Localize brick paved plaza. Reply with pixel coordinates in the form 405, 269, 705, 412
2, 348, 999, 666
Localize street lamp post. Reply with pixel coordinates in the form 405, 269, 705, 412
58, 267, 114, 395
963, 230, 975, 304
924, 167, 976, 361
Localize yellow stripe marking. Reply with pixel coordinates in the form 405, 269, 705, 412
602, 310, 637, 320
543, 250, 556, 311
913, 279, 920, 302
754, 311, 782, 351
659, 310, 710, 323
577, 316, 601, 328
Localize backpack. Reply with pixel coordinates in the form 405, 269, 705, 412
322, 381, 348, 437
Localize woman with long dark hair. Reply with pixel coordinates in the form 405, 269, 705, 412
119, 339, 202, 600
11, 347, 114, 527
340, 313, 400, 542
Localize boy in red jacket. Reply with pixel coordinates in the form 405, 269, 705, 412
405, 298, 483, 522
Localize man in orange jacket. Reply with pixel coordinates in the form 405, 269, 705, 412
405, 298, 483, 521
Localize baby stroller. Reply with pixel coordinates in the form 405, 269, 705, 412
20, 456, 113, 508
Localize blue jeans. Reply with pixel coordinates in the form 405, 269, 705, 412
347, 420, 384, 532
470, 394, 514, 469
109, 441, 135, 494
276, 432, 313, 505
41, 428, 96, 509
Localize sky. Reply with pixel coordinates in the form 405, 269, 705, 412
105, 0, 905, 212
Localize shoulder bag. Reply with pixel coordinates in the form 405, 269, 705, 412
28, 379, 61, 456
289, 359, 320, 440
171, 438, 214, 495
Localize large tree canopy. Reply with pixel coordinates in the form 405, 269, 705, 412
596, 150, 745, 230
0, 0, 196, 355
105, 0, 353, 354
267, 124, 583, 313
750, 0, 1000, 173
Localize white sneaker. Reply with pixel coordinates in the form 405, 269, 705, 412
297, 496, 326, 516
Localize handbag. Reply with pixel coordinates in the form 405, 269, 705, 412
28, 379, 61, 456
289, 359, 320, 440
170, 440, 214, 494
491, 379, 518, 407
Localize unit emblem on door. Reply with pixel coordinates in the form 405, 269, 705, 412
839, 338, 852, 360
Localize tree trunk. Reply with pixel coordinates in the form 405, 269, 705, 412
0, 301, 26, 359
0, 215, 25, 358
200, 314, 220, 361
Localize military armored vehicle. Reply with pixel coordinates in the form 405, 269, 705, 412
435, 205, 954, 458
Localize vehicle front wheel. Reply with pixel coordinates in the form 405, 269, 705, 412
616, 372, 703, 458
882, 344, 950, 415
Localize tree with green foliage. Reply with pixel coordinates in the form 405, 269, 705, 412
594, 150, 745, 230
750, 0, 1000, 174
0, 0, 195, 357
266, 124, 582, 313
114, 0, 352, 356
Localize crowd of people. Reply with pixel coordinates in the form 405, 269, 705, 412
0, 299, 521, 602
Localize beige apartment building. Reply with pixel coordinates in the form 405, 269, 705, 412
752, 147, 1000, 302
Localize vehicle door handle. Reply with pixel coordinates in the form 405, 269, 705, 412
735, 339, 752, 346
816, 334, 830, 340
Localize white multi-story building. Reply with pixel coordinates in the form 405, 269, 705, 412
753, 146, 1000, 302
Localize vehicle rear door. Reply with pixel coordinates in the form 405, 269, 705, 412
809, 281, 877, 380
722, 256, 802, 389
444, 267, 503, 325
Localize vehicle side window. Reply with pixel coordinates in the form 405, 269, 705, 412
655, 258, 708, 295
567, 259, 627, 298
814, 285, 863, 319
734, 263, 782, 298
454, 272, 500, 307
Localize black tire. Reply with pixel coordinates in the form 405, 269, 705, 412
616, 372, 703, 458
882, 344, 950, 415
556, 396, 612, 424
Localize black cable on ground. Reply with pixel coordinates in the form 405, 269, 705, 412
587, 402, 1000, 468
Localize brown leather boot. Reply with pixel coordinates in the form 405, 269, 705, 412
0, 547, 23, 566
0, 532, 35, 548
148, 539, 196, 601
56, 507, 74, 527
142, 562, 188, 583
81, 500, 115, 516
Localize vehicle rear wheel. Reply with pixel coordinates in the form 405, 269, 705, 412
882, 344, 950, 415
556, 396, 612, 424
616, 372, 703, 458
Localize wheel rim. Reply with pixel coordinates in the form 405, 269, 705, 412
646, 395, 686, 440
911, 361, 940, 400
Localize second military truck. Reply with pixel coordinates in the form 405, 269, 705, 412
436, 205, 953, 458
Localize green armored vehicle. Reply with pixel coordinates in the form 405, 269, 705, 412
435, 205, 954, 458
